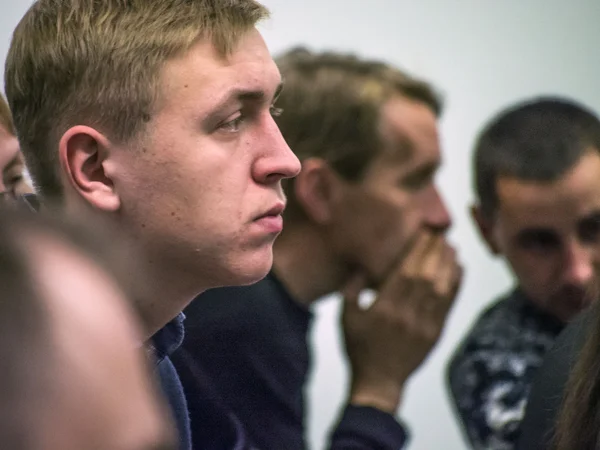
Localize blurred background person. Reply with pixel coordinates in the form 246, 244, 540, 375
447, 97, 600, 449
0, 208, 177, 450
176, 47, 462, 450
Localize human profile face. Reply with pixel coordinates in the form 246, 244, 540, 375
110, 28, 300, 291
479, 151, 600, 322
31, 235, 176, 450
325, 96, 451, 286
0, 125, 32, 203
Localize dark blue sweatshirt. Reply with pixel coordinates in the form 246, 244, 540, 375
154, 314, 261, 450
175, 272, 409, 449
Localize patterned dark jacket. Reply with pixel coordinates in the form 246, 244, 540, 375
446, 289, 564, 449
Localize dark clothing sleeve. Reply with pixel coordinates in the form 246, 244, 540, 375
181, 278, 310, 449
329, 405, 408, 449
516, 310, 592, 450
171, 347, 252, 450
179, 274, 409, 450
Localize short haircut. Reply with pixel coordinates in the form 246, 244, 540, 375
474, 97, 600, 219
5, 0, 269, 201
0, 93, 15, 135
273, 47, 442, 219
0, 208, 147, 449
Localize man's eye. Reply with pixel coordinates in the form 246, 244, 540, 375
220, 115, 244, 133
10, 175, 23, 185
3, 173, 23, 190
400, 175, 432, 192
579, 217, 600, 243
518, 232, 559, 252
270, 106, 284, 117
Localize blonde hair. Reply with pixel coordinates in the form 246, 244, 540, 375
5, 0, 269, 200
0, 93, 15, 136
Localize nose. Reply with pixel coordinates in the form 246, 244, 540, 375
423, 186, 452, 233
252, 116, 301, 185
563, 240, 594, 286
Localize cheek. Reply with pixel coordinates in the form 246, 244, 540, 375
506, 250, 558, 292
343, 197, 416, 276
368, 208, 413, 248
120, 140, 244, 214
374, 192, 423, 241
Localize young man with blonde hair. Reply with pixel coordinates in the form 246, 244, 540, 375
5, 1, 300, 448
179, 47, 463, 449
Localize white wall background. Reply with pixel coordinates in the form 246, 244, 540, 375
2, 1, 600, 449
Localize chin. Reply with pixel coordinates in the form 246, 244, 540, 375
221, 248, 274, 287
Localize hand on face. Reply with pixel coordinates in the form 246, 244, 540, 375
341, 229, 462, 413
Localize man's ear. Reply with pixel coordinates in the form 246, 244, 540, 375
470, 204, 501, 255
293, 158, 342, 225
58, 126, 120, 212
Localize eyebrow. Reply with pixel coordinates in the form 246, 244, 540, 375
211, 82, 284, 113
515, 228, 557, 239
580, 210, 600, 222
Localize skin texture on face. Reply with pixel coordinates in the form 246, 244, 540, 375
476, 150, 600, 323
28, 234, 176, 450
325, 95, 451, 286
105, 28, 300, 292
0, 125, 31, 199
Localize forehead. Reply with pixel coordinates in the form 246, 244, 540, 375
0, 126, 20, 171
376, 95, 440, 169
496, 151, 600, 228
158, 28, 280, 111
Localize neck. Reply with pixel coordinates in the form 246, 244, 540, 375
272, 222, 348, 306
63, 199, 205, 341
132, 257, 207, 340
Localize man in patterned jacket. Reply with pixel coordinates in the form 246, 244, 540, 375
447, 97, 600, 449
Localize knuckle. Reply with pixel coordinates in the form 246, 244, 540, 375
399, 309, 422, 333
396, 267, 414, 284
412, 276, 435, 292
433, 284, 447, 299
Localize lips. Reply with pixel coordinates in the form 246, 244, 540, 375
253, 202, 285, 234
254, 202, 285, 221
